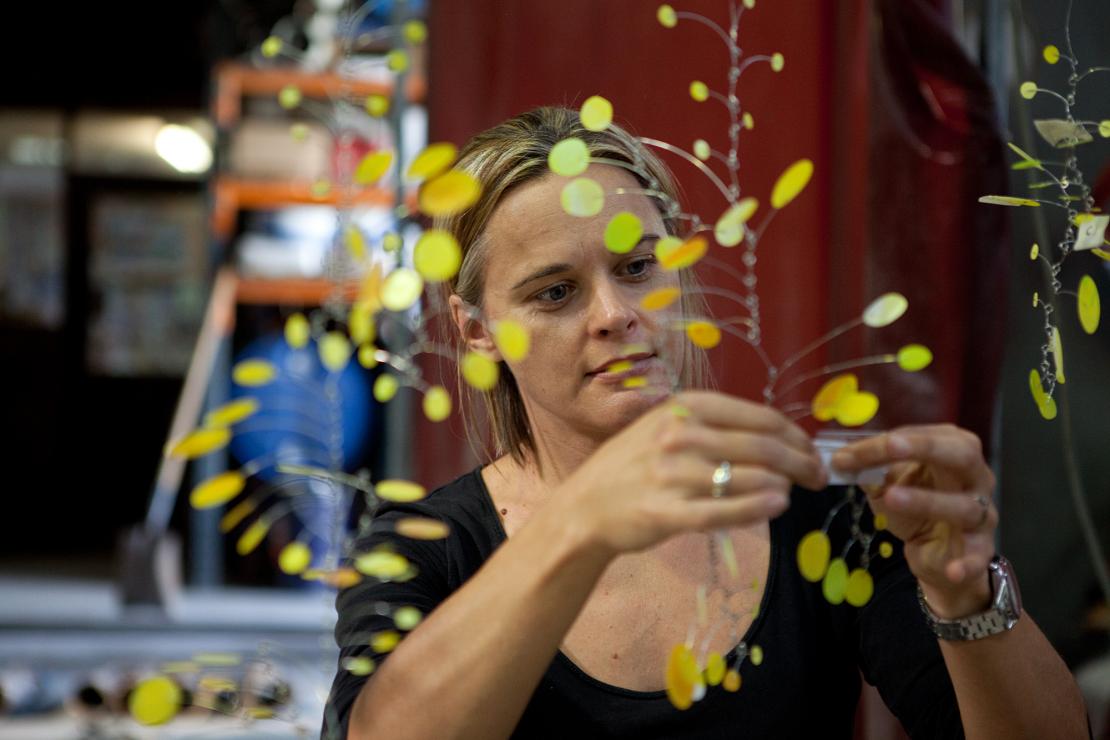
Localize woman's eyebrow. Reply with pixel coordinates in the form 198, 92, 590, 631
511, 263, 573, 290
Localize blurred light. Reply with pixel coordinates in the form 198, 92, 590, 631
154, 124, 212, 174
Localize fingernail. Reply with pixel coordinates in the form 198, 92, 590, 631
887, 434, 911, 458
887, 487, 910, 504
767, 493, 790, 512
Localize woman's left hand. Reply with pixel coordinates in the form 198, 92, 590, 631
831, 424, 997, 618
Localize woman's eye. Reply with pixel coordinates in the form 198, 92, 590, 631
536, 283, 572, 303
624, 256, 656, 278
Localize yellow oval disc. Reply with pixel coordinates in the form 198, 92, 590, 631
862, 292, 908, 327
1051, 326, 1065, 384
797, 530, 831, 582
407, 142, 457, 181
879, 541, 894, 558
656, 235, 708, 270
375, 479, 427, 503
685, 320, 721, 349
1029, 243, 1039, 261
236, 519, 271, 555
845, 568, 874, 606
657, 4, 677, 27
493, 320, 531, 362
579, 95, 613, 132
386, 49, 409, 73
1078, 274, 1100, 334
284, 312, 310, 349
356, 549, 410, 578
168, 428, 231, 459
394, 605, 423, 630
422, 385, 452, 422
382, 268, 424, 311
261, 36, 282, 58
342, 656, 375, 676
371, 630, 401, 653
604, 212, 643, 254
705, 652, 725, 685
220, 499, 257, 533
278, 85, 301, 109
1029, 368, 1047, 405
204, 397, 259, 428
714, 197, 759, 247
979, 195, 1040, 207
742, 112, 755, 130
771, 52, 785, 72
349, 303, 376, 346
549, 137, 590, 177
561, 177, 605, 217
771, 159, 813, 209
128, 676, 182, 726
1100, 121, 1110, 138
1019, 81, 1038, 99
373, 373, 399, 402
749, 644, 764, 666
414, 230, 462, 282
822, 557, 849, 604
693, 139, 711, 161
403, 19, 428, 44
365, 93, 390, 117
233, 359, 277, 387
462, 351, 499, 390
190, 471, 246, 509
642, 286, 681, 311
355, 150, 393, 185
278, 541, 312, 574
874, 513, 888, 530
1043, 45, 1060, 64
723, 669, 742, 692
419, 170, 481, 216
665, 643, 699, 710
811, 373, 858, 422
319, 331, 352, 372
358, 344, 379, 369
896, 344, 933, 372
395, 517, 450, 540
834, 391, 879, 427
689, 81, 709, 102
1038, 395, 1058, 420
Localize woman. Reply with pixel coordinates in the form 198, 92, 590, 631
325, 108, 1088, 739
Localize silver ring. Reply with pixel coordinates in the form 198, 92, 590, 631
974, 494, 990, 528
711, 461, 732, 499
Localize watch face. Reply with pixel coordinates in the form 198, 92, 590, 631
990, 556, 1023, 619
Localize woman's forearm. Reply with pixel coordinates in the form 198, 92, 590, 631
347, 498, 612, 740
938, 614, 1088, 740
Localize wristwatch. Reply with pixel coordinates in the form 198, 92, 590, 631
917, 555, 1023, 641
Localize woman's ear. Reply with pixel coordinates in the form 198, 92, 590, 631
448, 294, 502, 360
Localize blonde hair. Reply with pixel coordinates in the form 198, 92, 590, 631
438, 106, 712, 465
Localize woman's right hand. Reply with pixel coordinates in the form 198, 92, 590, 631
551, 390, 827, 557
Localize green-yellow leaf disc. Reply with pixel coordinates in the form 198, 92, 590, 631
1030, 243, 1039, 260
657, 4, 677, 28
797, 530, 831, 582
742, 112, 754, 130
375, 479, 427, 503
874, 513, 887, 530
879, 541, 894, 558
204, 398, 259, 428
395, 517, 450, 540
549, 137, 590, 177
579, 95, 613, 132
862, 292, 908, 327
771, 159, 813, 209
278, 85, 301, 109
1043, 45, 1060, 64
365, 94, 390, 117
414, 230, 462, 282
403, 19, 428, 44
896, 344, 933, 372
1100, 121, 1110, 138
386, 49, 409, 73
382, 268, 424, 311
979, 195, 1040, 207
656, 235, 707, 270
693, 139, 711, 161
642, 286, 681, 311
342, 656, 375, 676
604, 211, 643, 253
220, 499, 256, 533
419, 170, 481, 216
284, 312, 310, 349
822, 557, 849, 604
349, 302, 376, 345
462, 351, 499, 390
236, 519, 271, 555
1019, 81, 1038, 99
689, 81, 709, 102
355, 150, 393, 185
665, 643, 699, 710
373, 373, 399, 403
279, 541, 312, 575
290, 123, 309, 141
685, 320, 721, 349
715, 198, 759, 247
233, 359, 277, 387
1078, 274, 1100, 334
190, 471, 246, 509
358, 344, 378, 369
812, 373, 857, 422
493, 320, 530, 362
168, 428, 231, 459
845, 568, 874, 606
319, 331, 352, 372
835, 391, 879, 427
394, 605, 423, 630
407, 142, 457, 181
261, 36, 282, 58
422, 385, 452, 422
128, 676, 182, 726
749, 645, 764, 666
1051, 326, 1065, 384
1039, 395, 1058, 420
723, 669, 742, 692
561, 177, 605, 217
771, 52, 785, 72
382, 232, 403, 252
372, 630, 401, 653
1028, 368, 1047, 405
705, 652, 725, 685
356, 550, 410, 578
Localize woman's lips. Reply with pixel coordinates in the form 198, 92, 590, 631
588, 355, 659, 382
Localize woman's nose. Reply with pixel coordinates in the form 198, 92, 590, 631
587, 280, 638, 338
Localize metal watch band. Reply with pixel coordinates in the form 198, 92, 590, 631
917, 555, 1022, 641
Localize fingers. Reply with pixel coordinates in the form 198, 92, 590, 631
676, 490, 792, 531
883, 486, 997, 532
656, 457, 792, 498
673, 391, 814, 454
832, 425, 992, 490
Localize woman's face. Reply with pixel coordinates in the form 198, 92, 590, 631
466, 163, 685, 441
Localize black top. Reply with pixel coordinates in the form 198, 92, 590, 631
324, 468, 963, 739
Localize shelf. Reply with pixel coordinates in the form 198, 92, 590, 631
213, 61, 427, 128
235, 276, 361, 306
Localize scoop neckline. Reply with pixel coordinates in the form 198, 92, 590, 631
468, 466, 780, 700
